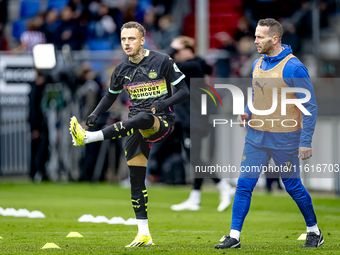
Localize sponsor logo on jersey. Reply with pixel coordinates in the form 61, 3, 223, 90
148, 71, 157, 79
173, 63, 180, 72
124, 78, 167, 100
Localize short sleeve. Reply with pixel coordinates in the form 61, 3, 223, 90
109, 67, 123, 94
20, 32, 28, 44
163, 56, 185, 86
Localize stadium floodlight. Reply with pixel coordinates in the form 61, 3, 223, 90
32, 44, 56, 69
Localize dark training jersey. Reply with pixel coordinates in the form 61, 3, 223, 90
109, 49, 185, 124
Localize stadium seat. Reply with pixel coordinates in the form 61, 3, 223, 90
87, 39, 112, 51
12, 20, 27, 40
20, 0, 41, 19
89, 60, 105, 72
47, 0, 69, 13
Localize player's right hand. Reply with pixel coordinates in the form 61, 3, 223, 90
150, 101, 165, 114
86, 114, 98, 126
237, 113, 249, 127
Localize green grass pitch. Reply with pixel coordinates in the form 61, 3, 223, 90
0, 182, 339, 254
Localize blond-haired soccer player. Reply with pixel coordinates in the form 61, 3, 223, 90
70, 21, 189, 247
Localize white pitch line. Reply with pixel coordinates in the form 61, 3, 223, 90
314, 205, 340, 212
11, 231, 137, 234
165, 230, 222, 233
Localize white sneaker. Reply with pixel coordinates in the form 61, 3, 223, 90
217, 187, 236, 212
171, 199, 200, 211
171, 190, 201, 211
217, 178, 233, 191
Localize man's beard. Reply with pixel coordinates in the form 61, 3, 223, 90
259, 41, 273, 55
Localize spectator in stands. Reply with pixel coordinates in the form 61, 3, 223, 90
0, 0, 7, 25
167, 36, 235, 211
29, 70, 49, 182
168, 0, 191, 33
88, 3, 118, 46
56, 6, 84, 50
281, 22, 301, 54
282, 1, 312, 39
10, 15, 46, 54
154, 15, 179, 50
124, 0, 144, 23
42, 8, 61, 44
265, 170, 283, 193
243, 0, 333, 58
75, 62, 102, 121
214, 31, 237, 78
32, 13, 45, 32
88, 0, 125, 40
153, 0, 172, 16
235, 17, 253, 41
143, 9, 157, 34
74, 62, 102, 181
282, 0, 333, 40
109, 4, 124, 36
142, 9, 158, 50
0, 0, 8, 50
68, 0, 86, 20
233, 35, 258, 78
87, 0, 101, 20
103, 77, 130, 184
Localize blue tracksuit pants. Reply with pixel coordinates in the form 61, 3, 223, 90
231, 142, 317, 231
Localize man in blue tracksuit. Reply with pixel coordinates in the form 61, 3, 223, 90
215, 18, 323, 249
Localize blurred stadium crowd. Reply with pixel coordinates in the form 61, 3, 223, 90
0, 0, 339, 186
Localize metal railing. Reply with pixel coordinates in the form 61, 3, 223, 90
0, 93, 30, 175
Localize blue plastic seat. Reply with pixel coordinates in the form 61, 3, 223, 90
47, 0, 69, 13
20, 0, 41, 19
87, 39, 112, 51
12, 20, 27, 40
89, 60, 105, 72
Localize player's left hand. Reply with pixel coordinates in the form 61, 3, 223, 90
298, 146, 312, 160
151, 106, 156, 114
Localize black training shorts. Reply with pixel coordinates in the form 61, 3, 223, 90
124, 115, 172, 161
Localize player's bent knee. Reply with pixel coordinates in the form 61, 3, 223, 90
139, 116, 160, 138
127, 153, 147, 167
135, 112, 153, 122
152, 115, 160, 130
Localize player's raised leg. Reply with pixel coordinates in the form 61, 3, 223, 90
70, 112, 156, 146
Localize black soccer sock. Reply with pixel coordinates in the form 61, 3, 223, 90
193, 178, 204, 190
193, 177, 220, 190
129, 166, 148, 219
102, 112, 155, 140
212, 178, 220, 184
